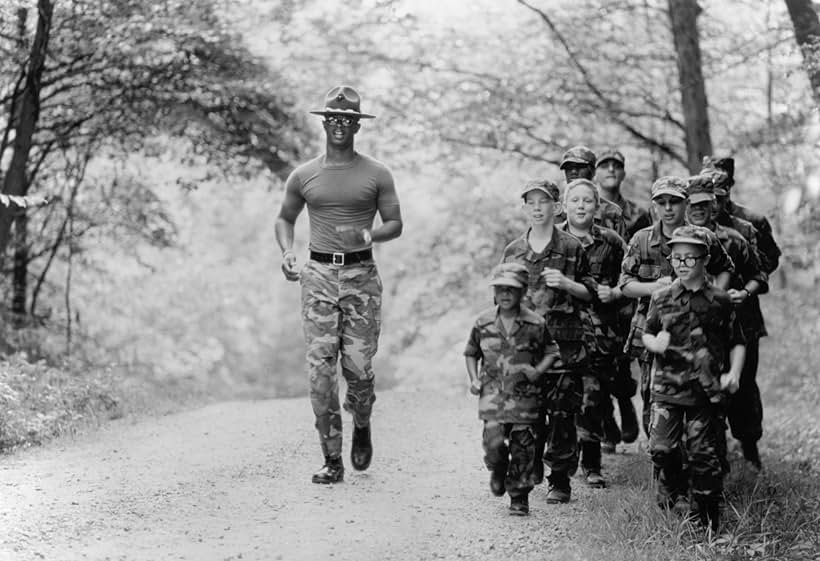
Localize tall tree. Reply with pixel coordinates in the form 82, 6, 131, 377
667, 0, 712, 173
785, 0, 820, 106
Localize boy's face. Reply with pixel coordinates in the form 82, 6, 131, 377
494, 285, 523, 311
523, 190, 558, 226
652, 195, 687, 228
669, 242, 709, 283
564, 183, 598, 229
686, 200, 715, 227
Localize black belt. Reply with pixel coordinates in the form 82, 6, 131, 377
310, 249, 373, 266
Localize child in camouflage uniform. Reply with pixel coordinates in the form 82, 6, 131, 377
642, 225, 745, 532
465, 262, 561, 515
501, 179, 597, 504
560, 178, 627, 488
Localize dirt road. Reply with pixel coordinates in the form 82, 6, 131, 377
1, 390, 637, 561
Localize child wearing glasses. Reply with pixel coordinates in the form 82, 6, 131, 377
641, 225, 745, 532
464, 262, 561, 515
559, 178, 627, 489
500, 180, 597, 504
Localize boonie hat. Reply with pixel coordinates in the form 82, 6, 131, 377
686, 175, 716, 205
668, 225, 709, 248
309, 85, 375, 119
559, 146, 596, 169
651, 176, 688, 200
597, 148, 625, 167
521, 179, 560, 202
702, 156, 735, 187
489, 262, 530, 289
699, 166, 731, 196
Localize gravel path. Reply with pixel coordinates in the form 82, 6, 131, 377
1, 390, 640, 561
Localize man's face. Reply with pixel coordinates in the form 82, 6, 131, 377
323, 115, 360, 148
686, 200, 715, 227
523, 190, 558, 226
669, 243, 708, 283
652, 195, 687, 228
562, 163, 595, 182
494, 285, 523, 311
596, 160, 625, 191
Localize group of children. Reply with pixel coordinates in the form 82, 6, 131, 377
464, 147, 778, 531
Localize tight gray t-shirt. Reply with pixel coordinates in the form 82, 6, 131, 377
285, 152, 399, 253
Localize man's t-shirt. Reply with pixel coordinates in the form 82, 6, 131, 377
285, 152, 399, 253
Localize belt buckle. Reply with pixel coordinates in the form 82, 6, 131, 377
332, 252, 345, 266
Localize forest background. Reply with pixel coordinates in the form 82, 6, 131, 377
0, 0, 818, 457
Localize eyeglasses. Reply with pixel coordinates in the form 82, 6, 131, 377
324, 116, 358, 128
668, 255, 705, 267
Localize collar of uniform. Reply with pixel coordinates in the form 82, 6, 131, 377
509, 227, 565, 260
648, 221, 665, 247
558, 221, 597, 247
494, 307, 524, 335
670, 279, 715, 302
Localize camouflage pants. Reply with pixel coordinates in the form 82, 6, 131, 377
726, 338, 763, 443
649, 402, 723, 506
639, 357, 652, 437
300, 259, 382, 459
534, 369, 582, 477
576, 370, 605, 444
483, 421, 537, 498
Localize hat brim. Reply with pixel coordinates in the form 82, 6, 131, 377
597, 156, 624, 166
651, 188, 687, 200
310, 109, 376, 119
559, 157, 593, 169
489, 279, 525, 288
668, 236, 708, 247
521, 186, 558, 201
714, 187, 728, 196
688, 193, 715, 205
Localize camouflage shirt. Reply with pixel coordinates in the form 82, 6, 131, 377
717, 200, 781, 275
501, 227, 597, 367
559, 222, 628, 355
465, 306, 561, 422
645, 280, 745, 406
619, 222, 735, 358
608, 192, 652, 241
711, 223, 768, 340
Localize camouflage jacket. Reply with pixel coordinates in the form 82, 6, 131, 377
501, 227, 597, 368
619, 222, 735, 358
717, 200, 781, 275
559, 222, 628, 355
608, 192, 652, 241
465, 306, 561, 422
711, 223, 768, 340
645, 280, 745, 406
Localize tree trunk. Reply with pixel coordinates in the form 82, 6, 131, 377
0, 0, 54, 261
785, 0, 820, 107
667, 0, 713, 173
11, 213, 28, 322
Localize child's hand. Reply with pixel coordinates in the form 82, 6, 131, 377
656, 276, 673, 288
720, 371, 740, 394
521, 364, 540, 383
727, 288, 749, 305
650, 330, 671, 354
597, 285, 617, 303
469, 380, 482, 395
542, 268, 566, 290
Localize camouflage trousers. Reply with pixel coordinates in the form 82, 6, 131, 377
483, 421, 537, 498
726, 337, 763, 444
649, 401, 724, 507
534, 369, 583, 477
639, 357, 652, 437
300, 259, 382, 459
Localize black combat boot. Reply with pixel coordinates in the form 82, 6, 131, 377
351, 424, 373, 471
602, 414, 622, 454
741, 439, 762, 470
546, 472, 571, 504
618, 397, 639, 444
312, 456, 344, 484
509, 494, 529, 515
489, 466, 507, 497
581, 441, 606, 488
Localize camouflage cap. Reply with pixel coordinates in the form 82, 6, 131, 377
698, 166, 731, 196
668, 225, 709, 248
650, 176, 688, 200
596, 148, 625, 167
489, 262, 529, 289
702, 155, 735, 186
559, 145, 596, 169
686, 175, 716, 204
521, 179, 560, 202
